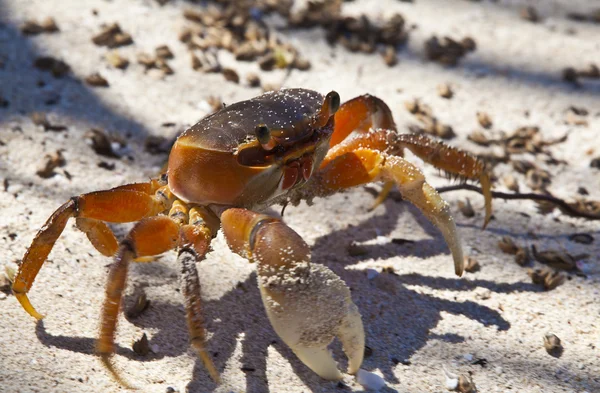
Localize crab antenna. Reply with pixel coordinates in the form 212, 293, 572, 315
255, 124, 276, 150
314, 91, 340, 128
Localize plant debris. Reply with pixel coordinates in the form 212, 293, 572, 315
531, 245, 577, 271
457, 374, 477, 393
97, 161, 115, 171
92, 23, 133, 48
347, 242, 368, 257
126, 291, 150, 319
464, 256, 480, 273
246, 72, 261, 87
21, 17, 59, 35
36, 150, 66, 178
502, 174, 519, 192
106, 51, 129, 69
562, 63, 599, 85
321, 12, 408, 63
528, 268, 566, 290
33, 56, 70, 77
437, 183, 600, 221
514, 248, 530, 266
137, 51, 174, 75
404, 99, 455, 139
145, 135, 176, 155
132, 333, 150, 356
85, 73, 109, 87
498, 236, 519, 255
382, 46, 397, 67
476, 112, 492, 129
526, 168, 551, 191
425, 35, 476, 66
438, 83, 453, 99
568, 233, 594, 245
520, 7, 539, 23
222, 68, 240, 83
155, 45, 174, 60
30, 112, 67, 131
543, 333, 563, 357
85, 128, 125, 158
458, 198, 475, 218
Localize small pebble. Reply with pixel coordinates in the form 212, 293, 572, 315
366, 268, 379, 280
438, 83, 453, 99
356, 369, 385, 391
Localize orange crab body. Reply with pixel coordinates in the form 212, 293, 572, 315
13, 88, 492, 388
168, 89, 333, 207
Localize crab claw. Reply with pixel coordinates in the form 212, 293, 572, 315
221, 209, 364, 379
258, 262, 364, 379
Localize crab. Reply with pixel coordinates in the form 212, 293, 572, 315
13, 88, 492, 387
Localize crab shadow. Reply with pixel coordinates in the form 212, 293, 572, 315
31, 256, 514, 393
159, 270, 511, 393
31, 192, 522, 393
311, 191, 466, 264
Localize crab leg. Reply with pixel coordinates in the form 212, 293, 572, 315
97, 215, 180, 388
389, 133, 492, 228
323, 129, 491, 227
313, 147, 465, 276
178, 206, 221, 383
98, 204, 221, 387
331, 95, 491, 227
221, 209, 364, 380
13, 182, 173, 320
331, 94, 396, 147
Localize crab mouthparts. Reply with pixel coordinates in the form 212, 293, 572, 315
281, 155, 314, 190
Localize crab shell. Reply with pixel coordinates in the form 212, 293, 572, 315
168, 89, 334, 208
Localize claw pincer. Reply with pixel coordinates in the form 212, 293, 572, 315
221, 208, 365, 379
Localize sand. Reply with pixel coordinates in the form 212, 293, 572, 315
1, 0, 599, 392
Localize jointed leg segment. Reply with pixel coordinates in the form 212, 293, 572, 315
313, 145, 465, 275
13, 181, 172, 320
331, 96, 492, 228
98, 202, 221, 386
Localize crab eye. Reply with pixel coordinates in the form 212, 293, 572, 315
255, 124, 270, 144
314, 91, 340, 128
327, 91, 340, 115
255, 124, 277, 150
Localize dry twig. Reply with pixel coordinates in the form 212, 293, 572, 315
436, 184, 600, 220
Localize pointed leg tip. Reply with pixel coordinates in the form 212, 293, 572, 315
99, 353, 136, 390
15, 292, 45, 320
482, 214, 491, 230
196, 348, 221, 384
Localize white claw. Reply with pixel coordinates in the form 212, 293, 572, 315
258, 262, 364, 380
337, 303, 364, 375
293, 346, 343, 380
